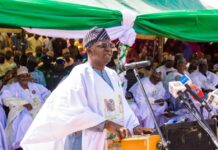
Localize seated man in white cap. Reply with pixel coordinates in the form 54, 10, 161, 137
21, 27, 153, 150
129, 69, 174, 128
1, 66, 51, 150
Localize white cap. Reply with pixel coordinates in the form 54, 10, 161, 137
17, 66, 29, 76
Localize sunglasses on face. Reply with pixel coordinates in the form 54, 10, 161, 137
96, 43, 115, 49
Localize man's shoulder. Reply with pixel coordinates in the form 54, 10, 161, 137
190, 70, 200, 76
207, 71, 217, 76
157, 65, 165, 70
68, 63, 90, 76
3, 82, 19, 90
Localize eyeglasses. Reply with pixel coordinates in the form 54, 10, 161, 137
96, 43, 115, 49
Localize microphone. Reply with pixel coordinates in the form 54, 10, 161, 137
123, 60, 151, 70
207, 89, 218, 109
178, 75, 216, 117
168, 81, 186, 99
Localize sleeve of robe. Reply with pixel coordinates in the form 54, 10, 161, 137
21, 66, 106, 147
1, 84, 16, 100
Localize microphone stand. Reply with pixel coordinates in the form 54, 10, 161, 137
184, 85, 216, 119
133, 68, 169, 150
178, 93, 218, 149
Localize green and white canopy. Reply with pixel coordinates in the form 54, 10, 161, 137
1, 0, 218, 45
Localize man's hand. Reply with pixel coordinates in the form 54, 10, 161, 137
133, 126, 154, 135
104, 120, 131, 140
23, 104, 33, 111
154, 99, 165, 106
163, 109, 176, 118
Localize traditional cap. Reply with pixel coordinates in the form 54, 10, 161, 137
56, 57, 65, 64
83, 27, 110, 48
17, 66, 28, 75
165, 55, 175, 61
41, 55, 52, 63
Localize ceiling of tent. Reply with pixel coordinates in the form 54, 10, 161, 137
1, 0, 218, 42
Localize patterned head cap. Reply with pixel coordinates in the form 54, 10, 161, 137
83, 27, 110, 48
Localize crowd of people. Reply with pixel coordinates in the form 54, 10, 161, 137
0, 29, 217, 150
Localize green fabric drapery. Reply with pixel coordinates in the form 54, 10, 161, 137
0, 0, 121, 29
135, 10, 218, 42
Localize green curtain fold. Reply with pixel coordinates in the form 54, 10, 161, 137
134, 10, 218, 42
0, 0, 121, 29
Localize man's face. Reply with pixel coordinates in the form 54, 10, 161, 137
150, 71, 161, 84
177, 61, 187, 73
165, 60, 174, 68
34, 35, 40, 40
63, 52, 70, 59
88, 40, 114, 66
199, 64, 208, 73
18, 73, 30, 86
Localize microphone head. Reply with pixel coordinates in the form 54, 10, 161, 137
123, 60, 151, 70
168, 81, 186, 98
207, 89, 218, 109
189, 84, 205, 101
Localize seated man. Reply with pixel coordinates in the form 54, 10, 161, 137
1, 66, 51, 150
162, 58, 192, 111
130, 70, 173, 128
190, 60, 218, 93
163, 57, 189, 91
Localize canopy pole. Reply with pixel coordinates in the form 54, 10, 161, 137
158, 36, 164, 63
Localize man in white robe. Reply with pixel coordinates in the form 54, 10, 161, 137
190, 61, 218, 93
1, 66, 51, 150
129, 70, 173, 128
21, 28, 152, 150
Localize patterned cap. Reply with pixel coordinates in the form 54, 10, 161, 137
83, 27, 110, 48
